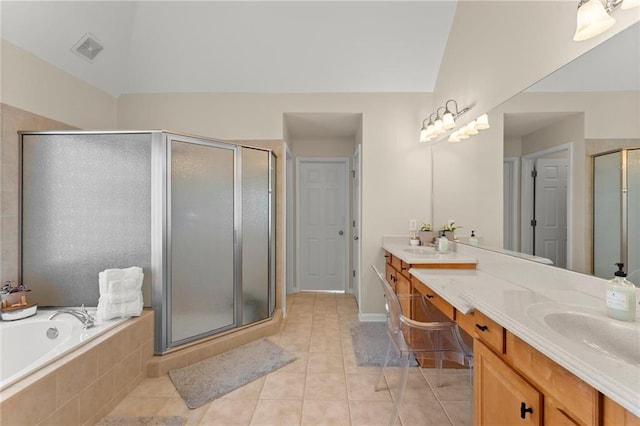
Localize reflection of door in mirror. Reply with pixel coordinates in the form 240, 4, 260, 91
593, 148, 640, 286
511, 146, 569, 269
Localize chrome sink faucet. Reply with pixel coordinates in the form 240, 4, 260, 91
48, 304, 95, 329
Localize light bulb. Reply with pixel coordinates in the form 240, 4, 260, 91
464, 121, 479, 136
442, 112, 456, 130
573, 0, 616, 41
448, 132, 461, 143
475, 114, 490, 130
419, 128, 428, 143
433, 119, 444, 136
621, 0, 640, 9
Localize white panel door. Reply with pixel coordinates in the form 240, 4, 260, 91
298, 159, 348, 292
535, 158, 568, 268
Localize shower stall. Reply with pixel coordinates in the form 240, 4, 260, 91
20, 131, 276, 353
593, 147, 639, 285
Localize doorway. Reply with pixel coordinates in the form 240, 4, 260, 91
521, 145, 571, 268
296, 158, 349, 292
352, 145, 362, 304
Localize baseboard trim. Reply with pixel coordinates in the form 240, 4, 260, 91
358, 313, 386, 322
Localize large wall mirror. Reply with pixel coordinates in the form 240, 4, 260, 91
433, 22, 639, 285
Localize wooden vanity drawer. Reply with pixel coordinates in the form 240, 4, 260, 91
458, 310, 504, 354
413, 281, 454, 320
384, 250, 392, 265
507, 332, 600, 426
391, 254, 402, 272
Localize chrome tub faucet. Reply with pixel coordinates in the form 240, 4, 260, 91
48, 304, 95, 329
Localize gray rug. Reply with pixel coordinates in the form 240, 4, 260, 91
96, 416, 184, 425
169, 338, 296, 409
349, 322, 418, 367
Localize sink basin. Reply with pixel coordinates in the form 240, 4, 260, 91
403, 247, 438, 257
527, 303, 640, 366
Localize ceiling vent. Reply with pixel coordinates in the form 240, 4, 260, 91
71, 33, 104, 63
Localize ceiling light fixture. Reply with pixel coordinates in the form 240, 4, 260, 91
573, 0, 638, 41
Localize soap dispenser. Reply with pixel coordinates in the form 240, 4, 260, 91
469, 230, 479, 246
437, 236, 449, 253
606, 263, 636, 322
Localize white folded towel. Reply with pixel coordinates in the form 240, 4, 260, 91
97, 267, 144, 321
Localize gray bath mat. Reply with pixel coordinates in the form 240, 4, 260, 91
169, 338, 296, 409
349, 322, 418, 367
95, 416, 184, 425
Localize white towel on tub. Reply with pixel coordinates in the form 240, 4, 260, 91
97, 267, 144, 321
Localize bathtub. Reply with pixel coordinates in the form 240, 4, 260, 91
0, 307, 127, 391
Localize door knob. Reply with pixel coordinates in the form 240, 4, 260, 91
353, 236, 359, 240
339, 230, 344, 235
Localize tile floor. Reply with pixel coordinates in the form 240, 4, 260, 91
102, 292, 472, 425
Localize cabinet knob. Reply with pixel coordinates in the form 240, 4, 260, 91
475, 324, 489, 332
520, 402, 534, 419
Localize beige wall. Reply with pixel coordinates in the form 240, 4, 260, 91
434, 1, 639, 126
118, 92, 434, 317
0, 40, 118, 129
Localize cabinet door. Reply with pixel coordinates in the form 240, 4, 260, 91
545, 398, 581, 426
395, 272, 412, 317
474, 340, 542, 426
603, 397, 640, 426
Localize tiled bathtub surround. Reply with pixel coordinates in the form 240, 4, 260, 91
0, 310, 153, 426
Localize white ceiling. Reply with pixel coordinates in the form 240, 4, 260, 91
0, 1, 457, 97
1, 2, 637, 140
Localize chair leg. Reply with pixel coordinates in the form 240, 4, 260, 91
388, 355, 410, 426
375, 342, 393, 391
435, 358, 443, 388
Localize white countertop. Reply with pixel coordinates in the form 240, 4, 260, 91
382, 236, 478, 265
408, 255, 640, 417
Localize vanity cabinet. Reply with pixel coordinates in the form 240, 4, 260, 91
384, 255, 412, 316
456, 310, 504, 354
603, 397, 640, 425
474, 339, 542, 425
411, 278, 454, 320
474, 323, 600, 426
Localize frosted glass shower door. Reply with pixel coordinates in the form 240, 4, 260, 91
593, 151, 622, 279
627, 149, 639, 285
170, 137, 236, 344
241, 148, 272, 325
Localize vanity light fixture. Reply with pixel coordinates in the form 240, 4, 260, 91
573, 0, 638, 41
419, 112, 438, 143
419, 99, 471, 143
447, 113, 491, 143
442, 100, 460, 130
433, 107, 447, 137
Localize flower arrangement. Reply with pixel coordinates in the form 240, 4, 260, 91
420, 222, 432, 231
440, 220, 462, 233
1, 281, 30, 308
